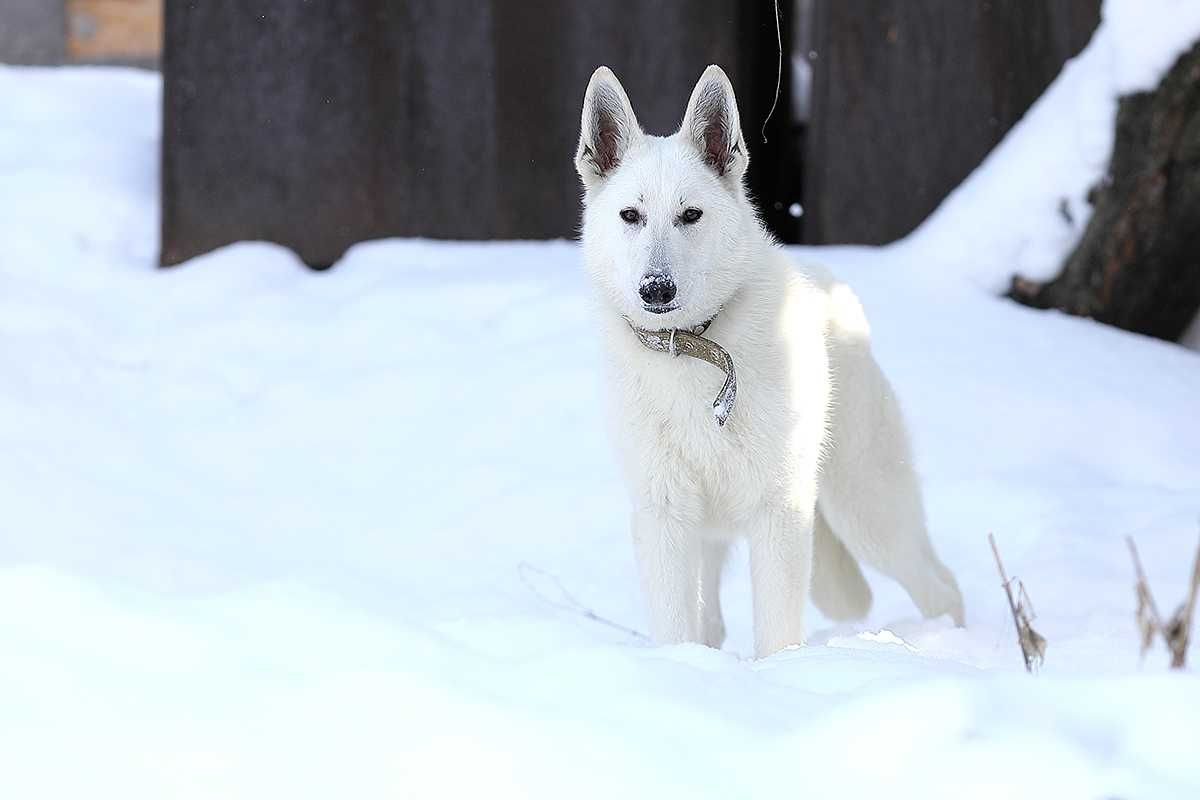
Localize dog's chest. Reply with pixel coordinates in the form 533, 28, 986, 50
611, 337, 799, 518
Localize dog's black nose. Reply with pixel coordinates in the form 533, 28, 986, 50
639, 274, 677, 307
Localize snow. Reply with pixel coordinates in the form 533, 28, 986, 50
3, 2, 1200, 796
902, 0, 1200, 293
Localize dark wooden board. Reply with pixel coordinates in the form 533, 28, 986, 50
161, 1, 792, 267
0, 0, 66, 65
804, 0, 1100, 245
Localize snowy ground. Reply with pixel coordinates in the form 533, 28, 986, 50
4, 5, 1200, 798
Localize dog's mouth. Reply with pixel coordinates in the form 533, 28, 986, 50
643, 303, 679, 315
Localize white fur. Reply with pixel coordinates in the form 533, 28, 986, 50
576, 66, 964, 658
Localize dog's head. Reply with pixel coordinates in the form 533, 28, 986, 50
575, 65, 752, 330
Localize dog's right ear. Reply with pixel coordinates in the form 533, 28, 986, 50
575, 67, 641, 191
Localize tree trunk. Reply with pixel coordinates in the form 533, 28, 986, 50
1010, 40, 1200, 342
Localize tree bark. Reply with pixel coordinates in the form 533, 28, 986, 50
1010, 40, 1200, 342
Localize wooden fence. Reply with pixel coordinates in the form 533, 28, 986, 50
805, 0, 1100, 244
160, 1, 790, 267
0, 1, 1103, 263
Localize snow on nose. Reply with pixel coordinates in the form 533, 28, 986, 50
638, 273, 677, 306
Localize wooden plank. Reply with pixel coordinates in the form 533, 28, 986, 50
161, 0, 791, 267
67, 0, 162, 62
0, 0, 66, 65
804, 0, 1100, 245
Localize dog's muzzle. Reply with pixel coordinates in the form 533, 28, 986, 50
627, 318, 737, 427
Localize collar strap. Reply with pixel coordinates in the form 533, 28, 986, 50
626, 317, 737, 427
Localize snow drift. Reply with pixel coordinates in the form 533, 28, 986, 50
2, 1, 1200, 797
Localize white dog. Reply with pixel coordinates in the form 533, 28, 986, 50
575, 65, 964, 658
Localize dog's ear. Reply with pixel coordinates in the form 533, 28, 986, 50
680, 65, 747, 180
576, 67, 642, 190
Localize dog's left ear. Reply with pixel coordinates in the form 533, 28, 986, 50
680, 65, 748, 180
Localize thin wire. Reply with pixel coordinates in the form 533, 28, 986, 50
760, 0, 783, 144
518, 561, 650, 642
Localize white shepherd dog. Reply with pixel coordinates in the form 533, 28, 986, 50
575, 65, 964, 657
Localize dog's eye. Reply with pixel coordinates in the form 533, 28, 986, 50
680, 208, 703, 224
619, 208, 641, 224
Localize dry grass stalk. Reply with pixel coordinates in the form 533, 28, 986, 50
1127, 533, 1200, 669
989, 533, 1047, 673
1127, 536, 1164, 659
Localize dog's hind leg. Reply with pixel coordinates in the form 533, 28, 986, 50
819, 357, 964, 625
818, 449, 964, 625
818, 285, 965, 626
811, 271, 963, 625
810, 508, 872, 621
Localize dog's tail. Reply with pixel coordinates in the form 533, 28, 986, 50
810, 510, 872, 621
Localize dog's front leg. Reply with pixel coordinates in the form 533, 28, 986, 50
632, 508, 702, 645
748, 507, 813, 658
